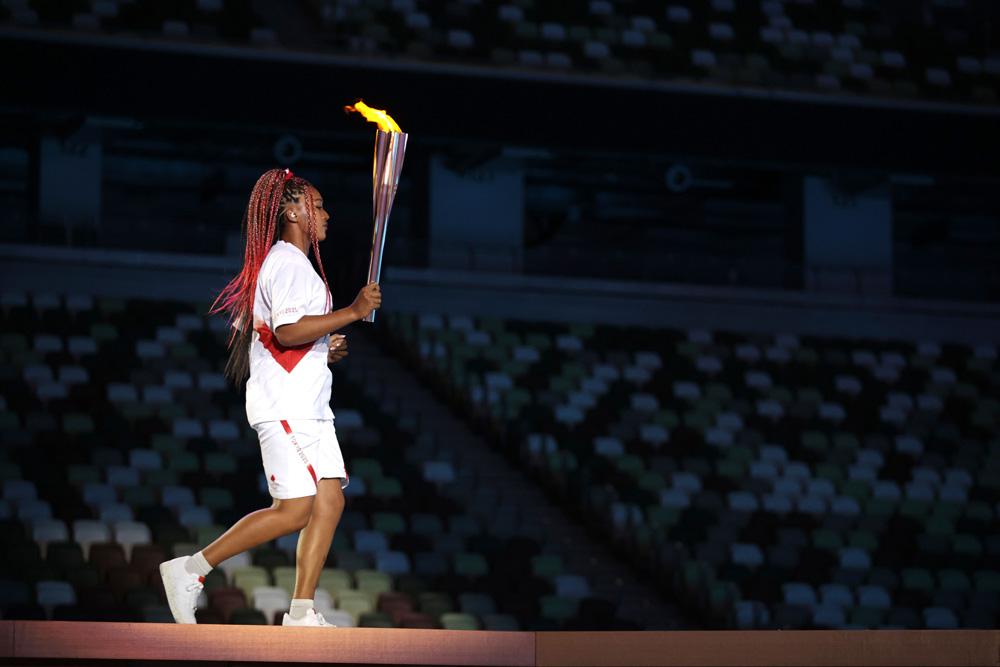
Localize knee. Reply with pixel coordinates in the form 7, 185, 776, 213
328, 489, 346, 515
291, 510, 312, 532
277, 498, 314, 531
314, 486, 345, 519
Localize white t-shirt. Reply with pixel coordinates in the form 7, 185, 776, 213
246, 241, 334, 425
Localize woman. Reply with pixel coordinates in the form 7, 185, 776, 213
160, 168, 381, 627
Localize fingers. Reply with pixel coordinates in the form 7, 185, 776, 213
328, 334, 348, 363
329, 335, 347, 353
353, 283, 383, 319
365, 283, 382, 311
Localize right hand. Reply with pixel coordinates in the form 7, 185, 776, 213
351, 282, 382, 320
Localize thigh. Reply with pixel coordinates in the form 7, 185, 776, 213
312, 420, 349, 490
255, 420, 321, 500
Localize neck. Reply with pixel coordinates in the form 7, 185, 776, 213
281, 229, 311, 256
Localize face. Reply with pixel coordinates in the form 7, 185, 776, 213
288, 186, 330, 241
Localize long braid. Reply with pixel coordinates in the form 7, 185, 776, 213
211, 169, 332, 383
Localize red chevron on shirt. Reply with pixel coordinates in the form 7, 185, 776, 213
256, 322, 311, 373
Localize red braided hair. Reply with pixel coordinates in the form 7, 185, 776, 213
211, 168, 332, 383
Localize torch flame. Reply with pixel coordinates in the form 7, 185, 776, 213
344, 100, 402, 134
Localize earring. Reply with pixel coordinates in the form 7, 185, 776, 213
291, 213, 297, 217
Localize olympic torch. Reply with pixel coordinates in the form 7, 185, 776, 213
344, 100, 407, 323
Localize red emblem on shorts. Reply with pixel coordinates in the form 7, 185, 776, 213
271, 475, 276, 481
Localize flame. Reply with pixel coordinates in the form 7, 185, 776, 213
344, 100, 402, 133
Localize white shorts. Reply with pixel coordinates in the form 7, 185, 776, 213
254, 419, 349, 499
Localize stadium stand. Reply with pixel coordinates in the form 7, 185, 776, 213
375, 308, 1000, 629
1, 0, 998, 106
0, 290, 663, 629
0, 0, 997, 638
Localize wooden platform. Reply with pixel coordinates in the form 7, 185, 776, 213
1, 622, 998, 666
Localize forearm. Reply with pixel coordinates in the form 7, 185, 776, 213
275, 307, 359, 346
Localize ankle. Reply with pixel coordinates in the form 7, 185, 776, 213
289, 598, 314, 621
184, 551, 213, 577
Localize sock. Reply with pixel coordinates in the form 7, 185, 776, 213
289, 598, 314, 621
185, 551, 213, 577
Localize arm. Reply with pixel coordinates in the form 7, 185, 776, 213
274, 282, 381, 347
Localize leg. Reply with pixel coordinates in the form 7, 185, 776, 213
292, 478, 345, 600
160, 500, 309, 626
201, 495, 314, 567
161, 420, 319, 625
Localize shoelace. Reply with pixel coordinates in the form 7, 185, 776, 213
185, 582, 204, 611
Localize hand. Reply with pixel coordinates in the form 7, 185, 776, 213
327, 334, 348, 363
350, 282, 382, 320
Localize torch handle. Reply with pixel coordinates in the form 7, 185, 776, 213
363, 130, 408, 323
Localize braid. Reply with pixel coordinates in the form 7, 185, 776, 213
210, 169, 332, 383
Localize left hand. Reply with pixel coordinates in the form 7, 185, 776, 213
327, 334, 348, 363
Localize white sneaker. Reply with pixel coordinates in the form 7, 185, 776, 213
159, 556, 204, 624
282, 608, 336, 627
